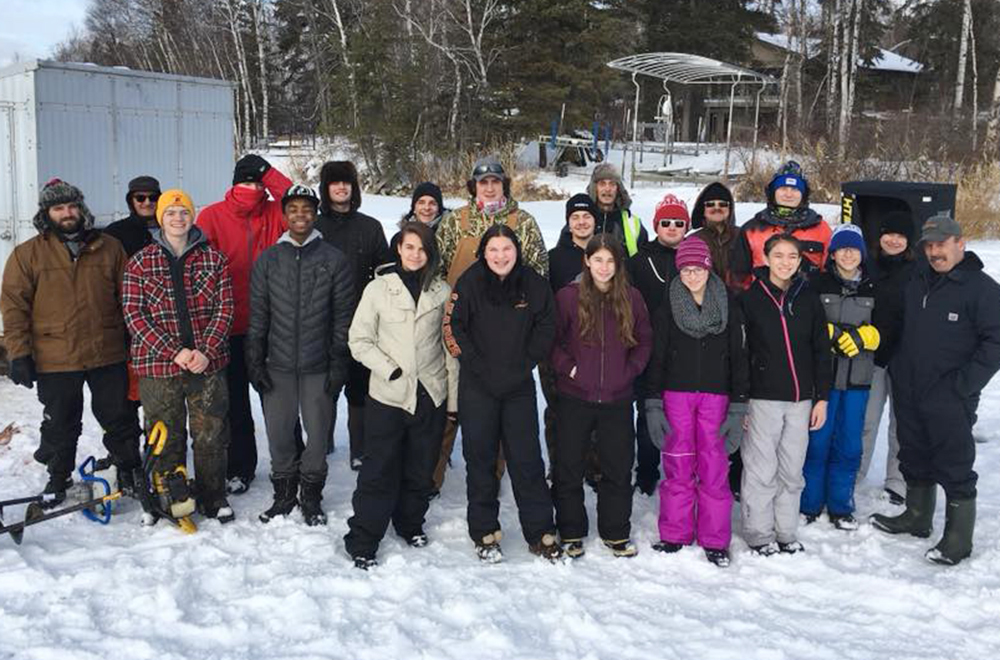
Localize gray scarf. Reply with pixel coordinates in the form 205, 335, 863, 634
669, 272, 728, 338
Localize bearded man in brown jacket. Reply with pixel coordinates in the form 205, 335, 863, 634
1, 179, 141, 505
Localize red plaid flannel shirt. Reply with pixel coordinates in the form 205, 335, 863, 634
122, 241, 234, 378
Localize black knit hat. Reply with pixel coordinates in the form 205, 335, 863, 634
232, 154, 270, 185
880, 210, 914, 239
127, 176, 161, 195
565, 193, 598, 222
410, 182, 443, 214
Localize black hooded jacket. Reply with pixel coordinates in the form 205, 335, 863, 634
869, 252, 916, 368
890, 252, 1000, 403
548, 228, 586, 292
313, 161, 392, 307
626, 240, 677, 317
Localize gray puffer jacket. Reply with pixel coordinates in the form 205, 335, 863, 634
247, 230, 354, 380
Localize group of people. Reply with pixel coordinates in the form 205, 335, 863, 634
2, 153, 997, 571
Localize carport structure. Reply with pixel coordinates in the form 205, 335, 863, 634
607, 53, 777, 183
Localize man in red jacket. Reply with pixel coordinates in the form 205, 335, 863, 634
197, 154, 291, 494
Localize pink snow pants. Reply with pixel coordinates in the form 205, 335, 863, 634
658, 391, 733, 549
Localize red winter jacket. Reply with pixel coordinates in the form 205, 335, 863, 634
196, 167, 291, 335
550, 283, 653, 404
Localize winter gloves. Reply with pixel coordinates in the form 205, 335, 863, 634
719, 401, 749, 455
829, 323, 880, 358
9, 356, 36, 389
250, 371, 273, 394
644, 398, 671, 450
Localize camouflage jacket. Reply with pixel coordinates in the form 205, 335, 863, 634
435, 199, 549, 280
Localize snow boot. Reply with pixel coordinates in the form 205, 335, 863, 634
870, 481, 936, 538
778, 540, 804, 554
353, 555, 377, 570
603, 538, 638, 558
561, 538, 585, 559
704, 548, 730, 567
925, 496, 975, 566
528, 533, 564, 563
829, 513, 859, 531
651, 541, 684, 554
259, 474, 299, 523
404, 532, 428, 548
199, 498, 235, 524
226, 476, 251, 495
475, 531, 503, 563
299, 477, 327, 527
39, 475, 72, 510
749, 542, 779, 557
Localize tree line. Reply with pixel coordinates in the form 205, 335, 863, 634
54, 0, 1000, 179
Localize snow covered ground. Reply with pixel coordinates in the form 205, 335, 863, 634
2, 173, 1000, 660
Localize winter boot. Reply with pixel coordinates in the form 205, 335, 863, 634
40, 475, 72, 509
925, 496, 976, 566
749, 542, 779, 557
353, 555, 377, 570
199, 498, 235, 524
652, 541, 684, 554
704, 548, 730, 567
778, 540, 804, 554
603, 538, 638, 558
475, 531, 503, 563
561, 538, 585, 559
870, 481, 936, 538
259, 474, 299, 523
404, 532, 428, 548
299, 477, 327, 527
829, 513, 859, 531
528, 533, 564, 563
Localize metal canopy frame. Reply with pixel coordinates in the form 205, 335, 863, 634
607, 53, 777, 182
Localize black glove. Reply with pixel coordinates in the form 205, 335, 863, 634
250, 371, 273, 394
233, 154, 271, 184
9, 356, 36, 389
324, 368, 347, 395
389, 367, 403, 381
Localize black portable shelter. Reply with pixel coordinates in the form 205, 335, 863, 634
840, 181, 957, 253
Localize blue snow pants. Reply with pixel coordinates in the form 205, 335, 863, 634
801, 388, 869, 516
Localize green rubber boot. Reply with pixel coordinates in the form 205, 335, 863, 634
870, 481, 936, 538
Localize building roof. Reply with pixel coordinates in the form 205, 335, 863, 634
607, 53, 776, 85
755, 32, 923, 74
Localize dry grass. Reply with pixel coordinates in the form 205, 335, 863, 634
409, 142, 562, 202
956, 162, 1000, 238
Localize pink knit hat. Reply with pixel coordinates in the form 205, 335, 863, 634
675, 235, 713, 270
652, 193, 690, 229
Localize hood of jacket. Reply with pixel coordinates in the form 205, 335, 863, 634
151, 225, 208, 257
690, 182, 736, 231
278, 228, 324, 247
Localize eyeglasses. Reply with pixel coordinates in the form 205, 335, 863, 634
473, 162, 504, 178
704, 200, 730, 209
658, 219, 687, 229
133, 194, 159, 203
680, 267, 708, 276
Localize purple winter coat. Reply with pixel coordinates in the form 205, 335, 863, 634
551, 282, 652, 404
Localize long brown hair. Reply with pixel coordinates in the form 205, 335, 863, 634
577, 235, 637, 347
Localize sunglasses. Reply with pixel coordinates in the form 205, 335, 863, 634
704, 200, 730, 209
133, 193, 160, 203
473, 162, 504, 178
658, 219, 687, 229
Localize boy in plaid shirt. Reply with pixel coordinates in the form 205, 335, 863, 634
122, 189, 235, 522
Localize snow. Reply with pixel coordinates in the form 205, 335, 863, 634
756, 32, 924, 74
2, 176, 1000, 659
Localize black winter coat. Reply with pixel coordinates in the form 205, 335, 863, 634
626, 240, 677, 317
548, 228, 585, 292
810, 268, 880, 390
446, 260, 556, 398
741, 269, 832, 403
247, 233, 354, 380
648, 288, 749, 400
314, 210, 392, 308
103, 214, 154, 257
891, 252, 1000, 403
594, 207, 649, 252
870, 253, 915, 368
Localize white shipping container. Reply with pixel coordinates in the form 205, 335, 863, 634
0, 60, 235, 299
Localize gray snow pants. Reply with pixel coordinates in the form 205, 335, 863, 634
858, 366, 905, 497
262, 370, 333, 481
740, 399, 811, 546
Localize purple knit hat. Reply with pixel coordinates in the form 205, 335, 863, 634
675, 235, 713, 270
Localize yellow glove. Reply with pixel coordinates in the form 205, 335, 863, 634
856, 324, 881, 351
837, 331, 860, 357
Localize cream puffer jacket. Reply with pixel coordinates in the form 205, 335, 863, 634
349, 265, 458, 414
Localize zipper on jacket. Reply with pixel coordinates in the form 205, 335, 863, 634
758, 280, 801, 402
294, 248, 301, 372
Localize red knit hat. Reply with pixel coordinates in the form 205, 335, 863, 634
652, 193, 690, 229
675, 235, 713, 270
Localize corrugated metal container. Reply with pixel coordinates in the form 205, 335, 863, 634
0, 60, 235, 299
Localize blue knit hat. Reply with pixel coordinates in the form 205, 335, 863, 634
829, 223, 867, 260
767, 160, 808, 198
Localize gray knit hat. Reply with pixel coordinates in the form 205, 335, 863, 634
33, 178, 95, 234
587, 163, 632, 210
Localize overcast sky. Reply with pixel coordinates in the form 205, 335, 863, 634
0, 0, 89, 68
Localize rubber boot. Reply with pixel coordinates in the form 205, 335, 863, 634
300, 476, 327, 527
925, 496, 975, 566
870, 480, 936, 538
259, 474, 299, 523
348, 404, 365, 465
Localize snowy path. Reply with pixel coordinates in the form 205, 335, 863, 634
2, 189, 1000, 659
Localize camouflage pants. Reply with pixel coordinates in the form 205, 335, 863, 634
138, 371, 230, 507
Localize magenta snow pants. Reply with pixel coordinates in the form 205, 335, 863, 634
658, 391, 733, 549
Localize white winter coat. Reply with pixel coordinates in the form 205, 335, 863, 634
349, 266, 458, 414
